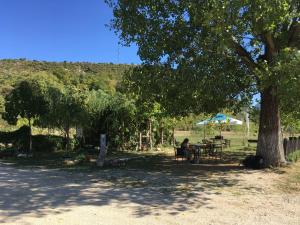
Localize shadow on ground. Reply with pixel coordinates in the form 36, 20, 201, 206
0, 148, 257, 223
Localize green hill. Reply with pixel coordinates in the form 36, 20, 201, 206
0, 59, 133, 97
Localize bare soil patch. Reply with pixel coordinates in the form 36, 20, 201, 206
0, 159, 299, 225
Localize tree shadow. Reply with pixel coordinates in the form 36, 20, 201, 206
0, 149, 258, 223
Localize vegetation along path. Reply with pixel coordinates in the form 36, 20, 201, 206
0, 159, 299, 225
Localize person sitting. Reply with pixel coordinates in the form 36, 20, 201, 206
181, 138, 191, 160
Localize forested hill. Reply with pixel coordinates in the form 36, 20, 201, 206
0, 59, 133, 96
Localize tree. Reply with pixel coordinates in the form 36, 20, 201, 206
120, 67, 171, 149
109, 0, 300, 167
83, 90, 137, 150
3, 80, 48, 153
280, 62, 300, 135
39, 86, 86, 150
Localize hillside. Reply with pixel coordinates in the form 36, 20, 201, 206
0, 59, 133, 97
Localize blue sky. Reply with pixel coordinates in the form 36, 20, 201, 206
0, 0, 141, 64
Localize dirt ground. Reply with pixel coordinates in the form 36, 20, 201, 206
0, 160, 299, 225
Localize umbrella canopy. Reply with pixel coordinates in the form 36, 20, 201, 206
197, 114, 243, 138
197, 113, 243, 126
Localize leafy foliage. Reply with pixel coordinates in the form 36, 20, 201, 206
3, 80, 48, 126
39, 86, 86, 135
0, 59, 133, 99
109, 0, 300, 165
0, 125, 30, 151
83, 90, 137, 150
109, 0, 299, 111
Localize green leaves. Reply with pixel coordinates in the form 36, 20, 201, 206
39, 86, 86, 133
110, 0, 299, 116
0, 59, 132, 95
3, 80, 48, 126
82, 89, 138, 148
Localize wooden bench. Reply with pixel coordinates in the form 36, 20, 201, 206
248, 139, 258, 148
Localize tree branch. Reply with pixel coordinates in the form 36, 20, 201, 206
229, 38, 260, 84
230, 39, 257, 70
264, 32, 277, 59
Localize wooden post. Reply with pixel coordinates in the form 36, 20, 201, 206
139, 132, 142, 150
97, 134, 107, 167
28, 118, 32, 155
149, 119, 153, 150
161, 128, 164, 145
172, 127, 175, 146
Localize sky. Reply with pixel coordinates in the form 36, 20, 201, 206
0, 0, 141, 64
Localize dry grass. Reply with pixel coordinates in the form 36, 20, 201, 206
276, 162, 300, 193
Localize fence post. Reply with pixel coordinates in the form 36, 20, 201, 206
283, 138, 288, 158
97, 134, 107, 167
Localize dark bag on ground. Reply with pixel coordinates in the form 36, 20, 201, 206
242, 155, 264, 169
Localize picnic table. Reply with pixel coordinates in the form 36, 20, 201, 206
193, 141, 223, 159
189, 143, 217, 163
175, 141, 223, 164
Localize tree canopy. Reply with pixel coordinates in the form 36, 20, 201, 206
109, 0, 299, 105
3, 80, 48, 126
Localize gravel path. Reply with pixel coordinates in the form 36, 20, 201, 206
0, 162, 299, 225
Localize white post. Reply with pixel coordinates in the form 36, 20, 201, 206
97, 134, 107, 167
245, 111, 250, 138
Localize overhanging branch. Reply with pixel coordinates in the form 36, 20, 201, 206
229, 39, 260, 84
230, 39, 257, 71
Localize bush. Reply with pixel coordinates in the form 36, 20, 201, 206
0, 126, 30, 151
0, 147, 17, 158
74, 153, 87, 164
287, 150, 300, 162
32, 135, 64, 152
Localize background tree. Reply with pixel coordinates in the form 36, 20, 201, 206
120, 67, 172, 149
3, 80, 48, 152
105, 93, 137, 150
82, 89, 111, 146
109, 0, 300, 166
280, 58, 300, 136
39, 86, 86, 150
83, 90, 137, 150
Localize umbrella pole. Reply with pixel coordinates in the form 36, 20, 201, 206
204, 125, 206, 140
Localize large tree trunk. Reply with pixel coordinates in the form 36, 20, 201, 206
257, 86, 286, 167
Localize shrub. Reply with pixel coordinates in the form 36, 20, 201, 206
0, 126, 30, 152
32, 135, 64, 152
287, 150, 300, 163
0, 147, 17, 158
74, 153, 86, 164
